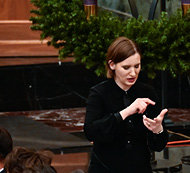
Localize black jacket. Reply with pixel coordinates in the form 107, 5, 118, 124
84, 78, 168, 173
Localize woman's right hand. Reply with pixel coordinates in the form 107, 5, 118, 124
120, 98, 155, 120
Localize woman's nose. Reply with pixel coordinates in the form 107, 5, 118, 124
129, 68, 136, 76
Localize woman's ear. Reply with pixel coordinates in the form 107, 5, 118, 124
108, 60, 115, 70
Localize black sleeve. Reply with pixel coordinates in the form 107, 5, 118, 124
147, 129, 169, 152
144, 85, 169, 151
83, 88, 123, 143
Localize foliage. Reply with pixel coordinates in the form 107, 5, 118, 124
30, 0, 190, 78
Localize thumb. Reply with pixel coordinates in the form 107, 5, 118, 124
154, 108, 168, 121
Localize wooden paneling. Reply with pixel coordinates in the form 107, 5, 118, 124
52, 153, 89, 173
0, 20, 58, 57
0, 44, 58, 57
0, 21, 41, 40
0, 1, 59, 60
0, 0, 36, 20
0, 57, 74, 66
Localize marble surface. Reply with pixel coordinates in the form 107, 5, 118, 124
168, 109, 190, 123
1, 108, 190, 133
0, 108, 92, 154
0, 107, 190, 172
167, 109, 190, 140
0, 107, 86, 133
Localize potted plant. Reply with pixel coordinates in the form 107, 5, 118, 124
30, 0, 190, 79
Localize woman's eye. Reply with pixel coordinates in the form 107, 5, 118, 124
123, 66, 129, 70
135, 64, 140, 68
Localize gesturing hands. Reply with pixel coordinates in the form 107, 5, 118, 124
120, 98, 156, 120
128, 98, 156, 115
143, 108, 168, 134
120, 98, 168, 133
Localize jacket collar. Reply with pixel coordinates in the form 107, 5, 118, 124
108, 78, 139, 98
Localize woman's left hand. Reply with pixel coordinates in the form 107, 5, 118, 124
143, 109, 168, 134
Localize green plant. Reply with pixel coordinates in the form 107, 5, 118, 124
30, 0, 190, 78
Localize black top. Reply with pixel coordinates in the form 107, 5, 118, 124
84, 78, 168, 173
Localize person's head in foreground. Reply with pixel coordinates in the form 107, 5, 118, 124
0, 127, 13, 171
4, 147, 54, 173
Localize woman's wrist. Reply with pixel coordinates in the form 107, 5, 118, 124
153, 126, 164, 134
119, 107, 131, 120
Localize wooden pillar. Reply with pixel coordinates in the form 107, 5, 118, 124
181, 0, 190, 15
84, 0, 98, 20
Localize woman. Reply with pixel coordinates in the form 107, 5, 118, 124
84, 37, 168, 173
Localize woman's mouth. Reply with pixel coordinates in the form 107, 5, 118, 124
127, 77, 136, 83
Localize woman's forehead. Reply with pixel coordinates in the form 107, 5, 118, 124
119, 53, 141, 65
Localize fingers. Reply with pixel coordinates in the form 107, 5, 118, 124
136, 98, 155, 114
154, 108, 168, 122
143, 116, 155, 129
141, 98, 156, 106
143, 115, 156, 124
128, 98, 156, 115
159, 108, 168, 117
143, 108, 168, 133
137, 102, 147, 114
143, 108, 168, 123
145, 121, 151, 128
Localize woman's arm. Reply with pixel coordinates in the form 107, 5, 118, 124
84, 88, 123, 143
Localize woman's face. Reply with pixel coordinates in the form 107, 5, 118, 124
109, 53, 141, 91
